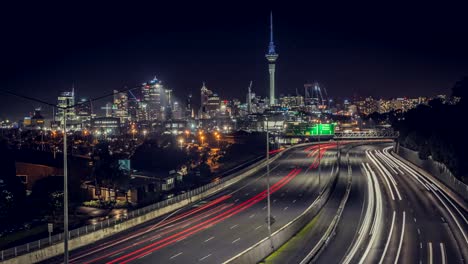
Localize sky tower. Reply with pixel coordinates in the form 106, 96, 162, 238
266, 12, 278, 106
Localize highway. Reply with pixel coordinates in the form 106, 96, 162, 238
42, 143, 341, 264
317, 143, 468, 264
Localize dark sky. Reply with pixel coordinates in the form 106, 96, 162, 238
1, 1, 468, 120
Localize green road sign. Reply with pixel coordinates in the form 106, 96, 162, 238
310, 123, 335, 135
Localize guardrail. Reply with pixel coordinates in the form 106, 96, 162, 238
0, 144, 307, 263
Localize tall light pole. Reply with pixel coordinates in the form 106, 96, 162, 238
265, 117, 273, 250
318, 122, 321, 194
62, 111, 69, 264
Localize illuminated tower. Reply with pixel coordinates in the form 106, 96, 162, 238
265, 12, 278, 106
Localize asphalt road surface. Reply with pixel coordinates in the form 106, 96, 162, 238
43, 142, 341, 264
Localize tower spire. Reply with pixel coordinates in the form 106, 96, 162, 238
268, 11, 276, 54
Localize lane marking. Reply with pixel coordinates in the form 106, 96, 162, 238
199, 254, 212, 261
170, 252, 183, 259
138, 252, 152, 260
150, 235, 161, 242
249, 214, 255, 218
417, 228, 421, 235
394, 211, 406, 264
255, 225, 262, 230
284, 206, 289, 211
293, 199, 297, 203
232, 238, 240, 244
379, 211, 396, 264
428, 242, 433, 264
204, 236, 214, 243
110, 252, 125, 258
230, 224, 238, 229
440, 243, 446, 264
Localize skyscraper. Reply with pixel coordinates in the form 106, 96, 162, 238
141, 77, 163, 121
56, 89, 76, 124
112, 90, 129, 124
265, 12, 279, 106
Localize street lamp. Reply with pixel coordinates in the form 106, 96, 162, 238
200, 135, 205, 146
61, 109, 69, 264
179, 138, 184, 148
265, 117, 273, 250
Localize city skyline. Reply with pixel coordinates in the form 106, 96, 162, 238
1, 2, 468, 120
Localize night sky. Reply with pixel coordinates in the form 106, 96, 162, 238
1, 1, 468, 121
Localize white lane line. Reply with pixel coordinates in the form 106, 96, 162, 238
234, 199, 239, 202
263, 206, 267, 210
293, 199, 297, 203
414, 218, 417, 223
249, 214, 255, 218
170, 252, 183, 259
420, 242, 422, 249
417, 228, 421, 235
379, 211, 396, 264
138, 252, 152, 260
150, 235, 161, 242
245, 193, 249, 196
204, 236, 214, 242
440, 243, 446, 264
230, 224, 238, 229
394, 211, 406, 264
284, 206, 289, 211
110, 251, 125, 258
232, 238, 241, 244
428, 242, 433, 264
255, 225, 262, 230
199, 254, 212, 261
273, 199, 277, 203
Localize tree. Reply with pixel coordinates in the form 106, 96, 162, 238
0, 138, 26, 226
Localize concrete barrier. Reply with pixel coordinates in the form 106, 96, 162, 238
1, 143, 311, 264
398, 147, 468, 202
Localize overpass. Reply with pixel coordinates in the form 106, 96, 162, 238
280, 130, 399, 140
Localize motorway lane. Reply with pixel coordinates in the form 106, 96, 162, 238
262, 143, 356, 263
314, 145, 370, 264
360, 144, 467, 264
43, 143, 339, 264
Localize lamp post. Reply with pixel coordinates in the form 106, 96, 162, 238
265, 117, 273, 250
318, 122, 321, 194
62, 111, 69, 264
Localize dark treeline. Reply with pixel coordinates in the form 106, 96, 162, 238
393, 77, 468, 183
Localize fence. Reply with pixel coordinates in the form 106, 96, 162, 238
0, 146, 294, 262
397, 147, 468, 202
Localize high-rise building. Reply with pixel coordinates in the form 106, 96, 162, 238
265, 12, 279, 106
200, 82, 213, 118
127, 97, 139, 122
56, 89, 77, 124
142, 77, 163, 121
173, 101, 183, 120
185, 93, 193, 119
112, 90, 129, 124
75, 98, 92, 127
